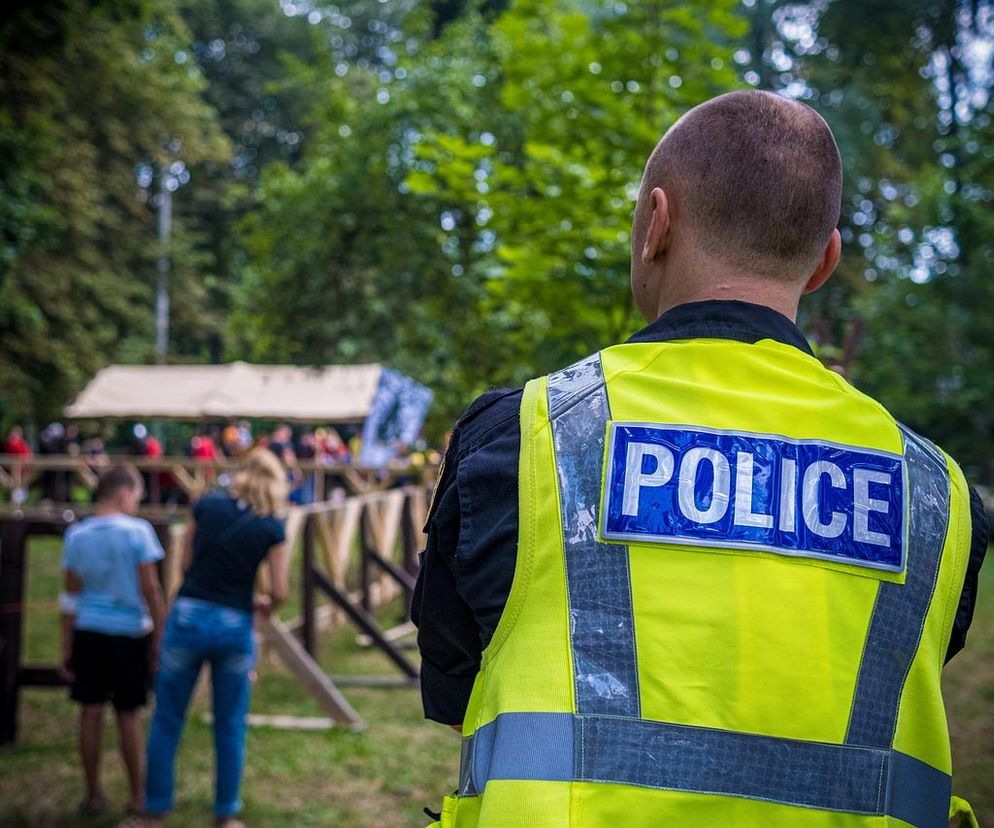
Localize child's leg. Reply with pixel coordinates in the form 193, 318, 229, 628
110, 634, 154, 812
115, 708, 143, 811
70, 629, 111, 808
79, 704, 105, 806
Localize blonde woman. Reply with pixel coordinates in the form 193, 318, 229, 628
139, 450, 289, 828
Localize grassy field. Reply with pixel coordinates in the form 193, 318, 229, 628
0, 535, 458, 828
943, 554, 994, 822
0, 536, 991, 826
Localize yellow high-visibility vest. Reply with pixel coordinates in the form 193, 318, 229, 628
434, 337, 972, 827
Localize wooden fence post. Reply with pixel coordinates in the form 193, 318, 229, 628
0, 520, 29, 745
401, 490, 419, 581
301, 514, 316, 656
256, 617, 364, 729
359, 505, 372, 613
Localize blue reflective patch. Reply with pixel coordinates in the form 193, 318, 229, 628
602, 424, 905, 571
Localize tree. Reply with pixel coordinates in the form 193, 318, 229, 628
776, 0, 994, 475
233, 7, 505, 425
170, 0, 326, 362
408, 0, 745, 391
0, 0, 228, 424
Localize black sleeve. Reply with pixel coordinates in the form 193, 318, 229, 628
411, 426, 479, 724
411, 389, 522, 725
944, 484, 989, 663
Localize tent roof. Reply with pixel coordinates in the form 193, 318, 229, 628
64, 362, 384, 422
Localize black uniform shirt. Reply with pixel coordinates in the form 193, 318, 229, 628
411, 300, 990, 725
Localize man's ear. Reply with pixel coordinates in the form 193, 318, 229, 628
641, 187, 671, 266
803, 228, 841, 294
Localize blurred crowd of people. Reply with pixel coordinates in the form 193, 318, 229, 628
2, 420, 441, 506
6, 422, 113, 467
184, 421, 354, 467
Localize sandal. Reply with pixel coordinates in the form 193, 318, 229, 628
77, 794, 107, 817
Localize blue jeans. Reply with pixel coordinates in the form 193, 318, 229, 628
145, 597, 256, 817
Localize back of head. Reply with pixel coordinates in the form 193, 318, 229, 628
94, 463, 142, 503
229, 448, 288, 517
647, 90, 842, 279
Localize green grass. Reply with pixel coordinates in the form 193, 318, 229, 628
1, 535, 458, 827
944, 555, 994, 822
1, 536, 992, 825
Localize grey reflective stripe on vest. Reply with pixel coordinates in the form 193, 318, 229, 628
459, 712, 951, 826
548, 354, 640, 717
846, 426, 951, 747
462, 355, 952, 825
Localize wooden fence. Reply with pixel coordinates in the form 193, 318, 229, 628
0, 485, 430, 740
0, 453, 436, 505
0, 515, 173, 744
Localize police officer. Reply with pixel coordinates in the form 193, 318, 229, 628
412, 90, 988, 827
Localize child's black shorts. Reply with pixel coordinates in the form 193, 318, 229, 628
70, 629, 150, 711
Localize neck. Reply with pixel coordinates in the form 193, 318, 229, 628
654, 265, 802, 322
96, 502, 122, 517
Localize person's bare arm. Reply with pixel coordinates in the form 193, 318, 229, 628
59, 570, 82, 682
255, 542, 289, 616
139, 561, 166, 671
181, 514, 197, 575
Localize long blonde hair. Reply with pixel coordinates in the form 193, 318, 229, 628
229, 448, 289, 516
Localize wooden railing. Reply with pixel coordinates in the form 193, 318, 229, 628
0, 453, 438, 505
0, 515, 173, 743
0, 485, 431, 737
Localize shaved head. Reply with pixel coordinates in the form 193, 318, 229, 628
639, 90, 842, 281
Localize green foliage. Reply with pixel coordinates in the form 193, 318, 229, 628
233, 8, 501, 425
767, 0, 994, 475
0, 0, 228, 421
2, 0, 994, 474
408, 0, 745, 391
169, 0, 331, 363
235, 0, 745, 427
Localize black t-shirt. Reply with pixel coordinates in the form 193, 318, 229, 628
178, 493, 286, 612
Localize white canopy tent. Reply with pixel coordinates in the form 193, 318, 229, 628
64, 361, 384, 423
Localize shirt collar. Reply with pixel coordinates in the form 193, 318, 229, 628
626, 300, 814, 356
